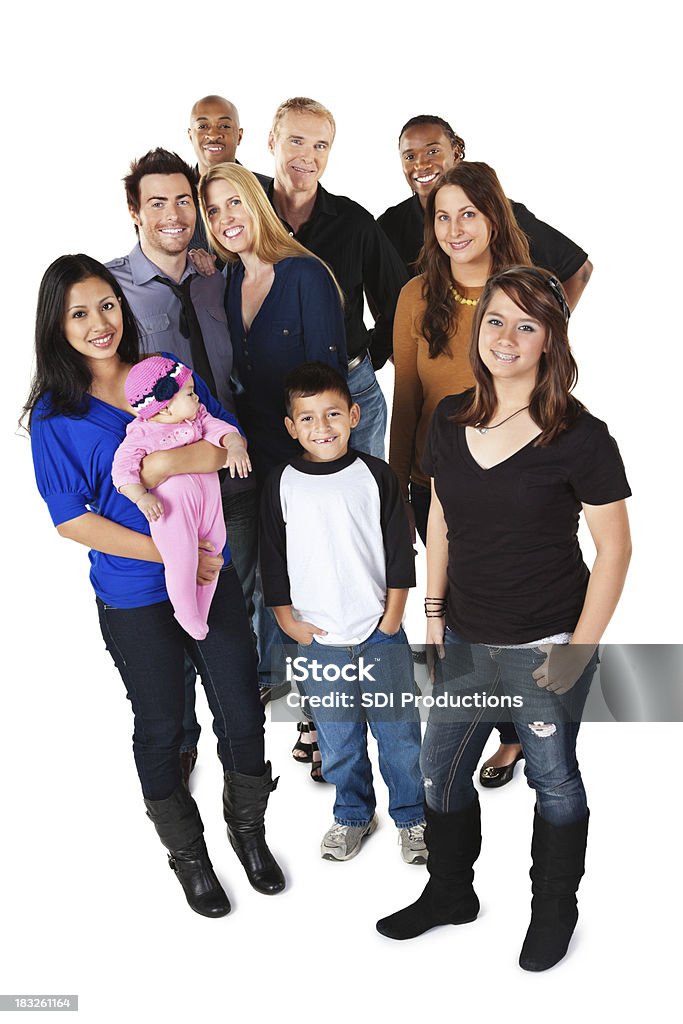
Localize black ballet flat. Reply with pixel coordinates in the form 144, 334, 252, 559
479, 750, 524, 788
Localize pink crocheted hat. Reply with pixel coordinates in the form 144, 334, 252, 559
125, 356, 192, 419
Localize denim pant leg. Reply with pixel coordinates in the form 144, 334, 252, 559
181, 487, 259, 751
253, 567, 289, 688
97, 596, 194, 800
420, 642, 500, 813
297, 641, 376, 826
497, 647, 596, 825
348, 355, 387, 459
185, 564, 265, 776
358, 627, 424, 828
98, 566, 264, 799
442, 628, 521, 753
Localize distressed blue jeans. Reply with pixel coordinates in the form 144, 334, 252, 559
420, 632, 596, 825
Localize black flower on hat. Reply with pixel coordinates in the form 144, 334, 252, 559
153, 376, 180, 402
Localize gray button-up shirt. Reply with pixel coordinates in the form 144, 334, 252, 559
107, 243, 235, 414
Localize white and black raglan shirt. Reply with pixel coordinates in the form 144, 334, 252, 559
259, 450, 415, 645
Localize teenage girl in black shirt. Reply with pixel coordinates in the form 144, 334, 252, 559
376, 267, 632, 971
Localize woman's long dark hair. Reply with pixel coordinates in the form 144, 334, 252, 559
451, 266, 584, 446
23, 254, 140, 429
418, 163, 531, 358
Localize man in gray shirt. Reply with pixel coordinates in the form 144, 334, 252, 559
107, 148, 259, 776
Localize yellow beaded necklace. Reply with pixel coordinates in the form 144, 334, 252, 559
449, 284, 479, 307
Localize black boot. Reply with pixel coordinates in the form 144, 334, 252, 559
376, 798, 481, 940
222, 762, 286, 895
519, 809, 589, 971
144, 785, 231, 919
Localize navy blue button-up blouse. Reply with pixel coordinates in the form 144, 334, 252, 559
226, 256, 347, 481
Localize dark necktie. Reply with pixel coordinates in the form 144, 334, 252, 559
153, 274, 218, 399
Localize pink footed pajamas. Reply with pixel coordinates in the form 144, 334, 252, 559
112, 404, 238, 639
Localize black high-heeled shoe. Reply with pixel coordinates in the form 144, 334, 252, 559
479, 749, 524, 788
292, 721, 313, 763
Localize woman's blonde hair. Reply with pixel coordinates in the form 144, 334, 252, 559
198, 164, 343, 303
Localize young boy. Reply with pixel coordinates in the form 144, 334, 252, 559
259, 362, 426, 863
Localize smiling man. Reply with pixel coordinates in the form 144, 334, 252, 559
186, 95, 270, 253
379, 114, 593, 311
262, 97, 408, 459
189, 95, 243, 175
107, 148, 261, 771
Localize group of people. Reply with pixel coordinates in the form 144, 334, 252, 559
25, 93, 631, 972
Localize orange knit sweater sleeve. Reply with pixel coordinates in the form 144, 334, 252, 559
389, 277, 425, 498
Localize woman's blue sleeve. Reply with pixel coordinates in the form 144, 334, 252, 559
297, 261, 348, 376
30, 405, 92, 527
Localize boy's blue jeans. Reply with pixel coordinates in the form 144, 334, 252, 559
421, 631, 597, 826
296, 626, 424, 828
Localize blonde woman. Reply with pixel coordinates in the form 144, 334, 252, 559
200, 164, 347, 765
199, 163, 347, 482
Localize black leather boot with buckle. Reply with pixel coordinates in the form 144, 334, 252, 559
144, 785, 231, 918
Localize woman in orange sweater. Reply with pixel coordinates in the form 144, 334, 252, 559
389, 161, 531, 786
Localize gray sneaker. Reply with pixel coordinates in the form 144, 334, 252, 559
399, 823, 428, 864
321, 815, 378, 861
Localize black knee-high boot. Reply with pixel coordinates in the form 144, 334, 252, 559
519, 809, 589, 971
376, 797, 481, 940
222, 762, 286, 895
144, 785, 231, 918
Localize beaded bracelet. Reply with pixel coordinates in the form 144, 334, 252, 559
425, 597, 447, 618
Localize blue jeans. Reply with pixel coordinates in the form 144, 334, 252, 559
253, 567, 290, 688
348, 355, 387, 459
98, 564, 264, 800
420, 633, 597, 825
181, 487, 259, 751
296, 626, 423, 827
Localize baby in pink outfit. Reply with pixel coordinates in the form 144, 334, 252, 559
112, 356, 250, 639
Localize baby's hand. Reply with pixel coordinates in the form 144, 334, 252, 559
222, 433, 252, 479
136, 491, 164, 522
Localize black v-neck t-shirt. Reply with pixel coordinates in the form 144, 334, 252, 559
423, 393, 631, 644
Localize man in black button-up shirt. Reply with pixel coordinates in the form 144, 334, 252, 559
261, 96, 408, 459
378, 115, 593, 311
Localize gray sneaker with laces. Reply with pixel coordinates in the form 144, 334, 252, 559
399, 823, 428, 864
321, 814, 378, 861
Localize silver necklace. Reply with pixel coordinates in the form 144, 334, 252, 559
475, 405, 529, 435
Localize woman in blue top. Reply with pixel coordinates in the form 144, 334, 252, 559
199, 162, 348, 483
26, 255, 285, 918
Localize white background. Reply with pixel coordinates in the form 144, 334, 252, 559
2, 1, 681, 1021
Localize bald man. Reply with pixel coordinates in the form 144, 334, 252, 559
188, 95, 243, 175
186, 94, 269, 254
